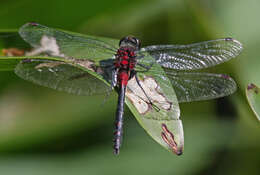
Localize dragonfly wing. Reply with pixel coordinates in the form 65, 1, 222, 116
140, 38, 243, 70
15, 59, 111, 95
19, 23, 118, 61
162, 70, 237, 103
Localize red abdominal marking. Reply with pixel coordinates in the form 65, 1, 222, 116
121, 60, 128, 65
119, 72, 129, 86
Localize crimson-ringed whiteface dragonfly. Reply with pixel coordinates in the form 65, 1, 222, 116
2, 23, 243, 155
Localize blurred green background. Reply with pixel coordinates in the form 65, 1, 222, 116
0, 0, 259, 174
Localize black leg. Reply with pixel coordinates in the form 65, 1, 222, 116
134, 72, 160, 112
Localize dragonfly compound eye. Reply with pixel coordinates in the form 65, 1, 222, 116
119, 36, 141, 50
133, 37, 141, 50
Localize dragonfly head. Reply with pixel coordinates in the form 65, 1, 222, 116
119, 36, 141, 50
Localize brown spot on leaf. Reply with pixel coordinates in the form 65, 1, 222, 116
247, 83, 258, 94
161, 123, 182, 156
2, 48, 25, 56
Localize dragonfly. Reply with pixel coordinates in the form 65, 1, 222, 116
5, 23, 243, 155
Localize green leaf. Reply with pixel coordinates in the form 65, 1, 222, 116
0, 57, 22, 71
246, 83, 260, 121
126, 53, 183, 155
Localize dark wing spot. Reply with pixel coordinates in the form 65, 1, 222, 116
225, 37, 233, 41
221, 74, 230, 80
29, 22, 39, 26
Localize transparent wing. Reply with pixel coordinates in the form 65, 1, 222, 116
15, 59, 111, 96
139, 38, 243, 70
147, 69, 237, 103
19, 23, 118, 61
166, 71, 237, 102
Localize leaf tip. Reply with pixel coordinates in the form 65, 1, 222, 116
161, 123, 183, 156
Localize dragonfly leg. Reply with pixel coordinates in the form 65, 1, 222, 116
136, 51, 154, 71
134, 72, 160, 112
136, 52, 144, 59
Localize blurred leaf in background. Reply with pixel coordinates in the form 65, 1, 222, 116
246, 83, 260, 121
0, 0, 259, 175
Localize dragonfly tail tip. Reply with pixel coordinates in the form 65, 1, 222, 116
113, 148, 120, 155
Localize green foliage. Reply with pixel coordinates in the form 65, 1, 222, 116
0, 0, 259, 175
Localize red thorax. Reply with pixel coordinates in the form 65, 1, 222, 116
114, 47, 137, 86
